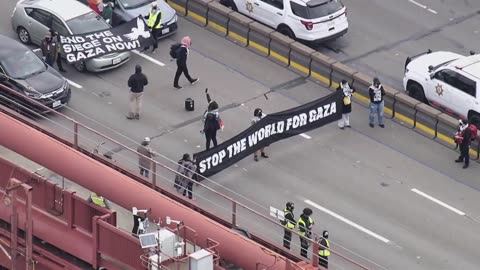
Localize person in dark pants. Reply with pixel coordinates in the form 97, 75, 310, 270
318, 230, 330, 269
173, 36, 199, 89
454, 120, 472, 169
41, 30, 66, 72
142, 2, 162, 53
202, 89, 223, 150
297, 208, 314, 258
251, 108, 269, 161
282, 202, 295, 249
174, 154, 197, 199
137, 137, 155, 177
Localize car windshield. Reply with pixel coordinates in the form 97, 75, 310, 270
119, 0, 154, 10
66, 12, 110, 35
306, 0, 344, 18
1, 50, 45, 80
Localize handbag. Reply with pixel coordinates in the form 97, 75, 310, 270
343, 96, 351, 105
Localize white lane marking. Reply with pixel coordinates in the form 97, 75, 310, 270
132, 50, 165, 67
305, 199, 391, 243
411, 188, 465, 216
408, 0, 437, 14
300, 133, 311, 139
66, 79, 83, 89
33, 48, 41, 52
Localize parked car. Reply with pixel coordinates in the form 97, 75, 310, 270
0, 34, 71, 114
11, 0, 130, 72
404, 50, 480, 125
221, 0, 348, 43
77, 0, 178, 37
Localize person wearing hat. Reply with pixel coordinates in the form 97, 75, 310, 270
142, 2, 162, 53
337, 79, 355, 129
454, 119, 472, 169
137, 137, 156, 178
251, 108, 269, 161
318, 230, 330, 268
368, 77, 386, 128
282, 202, 295, 249
297, 207, 314, 258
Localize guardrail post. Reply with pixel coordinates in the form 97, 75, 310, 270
231, 201, 237, 227
92, 216, 100, 268
152, 161, 157, 188
311, 237, 319, 267
73, 121, 79, 149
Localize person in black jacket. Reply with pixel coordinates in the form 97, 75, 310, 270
173, 36, 199, 89
127, 65, 148, 119
337, 80, 355, 129
454, 120, 472, 168
368, 77, 386, 128
282, 202, 295, 249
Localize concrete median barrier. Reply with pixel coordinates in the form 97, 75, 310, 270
331, 62, 356, 89
268, 32, 294, 67
186, 0, 211, 26
393, 93, 421, 128
352, 72, 373, 105
435, 113, 459, 149
414, 103, 442, 139
288, 42, 315, 77
206, 2, 232, 36
383, 85, 398, 119
227, 12, 253, 47
167, 0, 188, 16
310, 52, 335, 87
247, 22, 273, 57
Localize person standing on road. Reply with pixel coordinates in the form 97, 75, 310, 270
297, 207, 314, 258
282, 202, 295, 249
173, 36, 199, 89
174, 154, 197, 200
202, 89, 223, 150
137, 137, 156, 177
252, 108, 269, 161
41, 30, 66, 73
142, 2, 162, 53
102, 0, 114, 25
337, 80, 355, 129
127, 64, 148, 119
454, 120, 472, 169
368, 77, 385, 128
318, 230, 330, 269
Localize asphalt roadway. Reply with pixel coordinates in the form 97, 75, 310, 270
2, 1, 480, 269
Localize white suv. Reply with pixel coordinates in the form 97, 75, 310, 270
222, 0, 348, 42
403, 51, 480, 124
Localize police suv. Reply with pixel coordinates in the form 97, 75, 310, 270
221, 0, 348, 42
403, 50, 480, 125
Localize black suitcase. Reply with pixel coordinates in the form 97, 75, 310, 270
185, 98, 194, 111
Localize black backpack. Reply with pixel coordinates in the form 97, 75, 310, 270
170, 43, 181, 59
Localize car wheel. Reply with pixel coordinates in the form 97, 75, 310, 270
74, 61, 87, 72
17, 27, 31, 45
407, 82, 428, 103
468, 112, 480, 127
278, 26, 295, 40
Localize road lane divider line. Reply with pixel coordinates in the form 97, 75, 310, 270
132, 50, 165, 67
304, 199, 391, 243
33, 48, 41, 52
427, 8, 438, 14
408, 0, 437, 14
300, 133, 311, 139
66, 79, 82, 89
411, 188, 465, 216
171, 5, 474, 156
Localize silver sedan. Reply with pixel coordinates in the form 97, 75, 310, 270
11, 0, 130, 72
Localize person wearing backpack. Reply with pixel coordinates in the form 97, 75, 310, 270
454, 120, 475, 169
202, 90, 223, 150
173, 36, 199, 89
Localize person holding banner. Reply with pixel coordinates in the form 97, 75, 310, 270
142, 2, 162, 53
252, 108, 269, 161
337, 80, 355, 129
41, 30, 66, 73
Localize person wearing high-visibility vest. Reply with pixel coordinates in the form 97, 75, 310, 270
282, 202, 295, 249
88, 192, 111, 209
318, 230, 330, 269
297, 207, 314, 258
142, 2, 162, 53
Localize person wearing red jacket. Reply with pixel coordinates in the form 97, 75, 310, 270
454, 120, 472, 169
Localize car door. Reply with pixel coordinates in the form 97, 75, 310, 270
449, 72, 477, 118
430, 69, 467, 117
24, 8, 52, 45
255, 0, 284, 27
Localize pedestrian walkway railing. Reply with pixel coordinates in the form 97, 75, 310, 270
0, 84, 377, 268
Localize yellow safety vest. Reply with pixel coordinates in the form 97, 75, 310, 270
297, 216, 313, 236
147, 11, 162, 29
284, 209, 295, 229
318, 239, 330, 256
91, 193, 106, 207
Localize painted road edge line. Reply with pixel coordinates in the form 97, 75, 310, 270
411, 188, 465, 216
304, 199, 391, 243
132, 50, 165, 67
66, 79, 82, 89
300, 133, 312, 139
